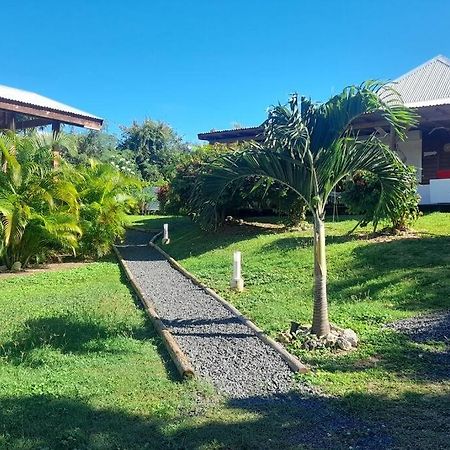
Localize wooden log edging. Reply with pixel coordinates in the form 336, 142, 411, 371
148, 235, 309, 374
112, 244, 195, 380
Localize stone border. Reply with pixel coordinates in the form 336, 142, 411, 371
112, 245, 195, 379
149, 233, 309, 374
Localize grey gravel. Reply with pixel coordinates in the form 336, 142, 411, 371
116, 230, 310, 399
386, 311, 450, 343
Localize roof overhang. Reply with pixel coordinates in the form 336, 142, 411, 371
198, 126, 264, 143
199, 102, 450, 143
0, 84, 103, 131
352, 102, 450, 131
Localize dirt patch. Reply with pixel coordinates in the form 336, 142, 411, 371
353, 230, 420, 243
0, 262, 90, 279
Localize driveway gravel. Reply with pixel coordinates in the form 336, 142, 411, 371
387, 311, 450, 343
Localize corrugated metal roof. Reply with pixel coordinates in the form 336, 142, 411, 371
391, 55, 450, 107
0, 84, 102, 120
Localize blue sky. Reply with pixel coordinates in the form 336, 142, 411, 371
3, 0, 450, 142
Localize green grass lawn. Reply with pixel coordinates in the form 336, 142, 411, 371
2, 257, 374, 450
130, 212, 450, 449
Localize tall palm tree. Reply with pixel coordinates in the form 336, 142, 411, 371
0, 133, 80, 269
191, 82, 417, 337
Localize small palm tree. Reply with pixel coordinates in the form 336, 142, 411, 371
73, 160, 141, 258
0, 133, 81, 269
192, 82, 417, 337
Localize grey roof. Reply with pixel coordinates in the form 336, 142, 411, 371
0, 84, 102, 120
392, 55, 450, 107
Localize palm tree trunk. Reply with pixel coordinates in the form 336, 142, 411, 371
311, 212, 331, 336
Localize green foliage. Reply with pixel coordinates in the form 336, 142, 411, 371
0, 133, 81, 269
341, 166, 420, 231
118, 119, 189, 181
71, 161, 141, 258
191, 82, 417, 230
0, 132, 143, 268
164, 143, 307, 225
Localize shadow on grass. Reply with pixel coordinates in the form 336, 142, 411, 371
0, 316, 141, 365
0, 392, 395, 450
1, 389, 448, 449
304, 329, 450, 383
328, 234, 450, 311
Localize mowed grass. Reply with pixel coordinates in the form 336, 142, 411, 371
1, 260, 323, 450
131, 212, 450, 449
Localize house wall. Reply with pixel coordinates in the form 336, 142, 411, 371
397, 130, 422, 182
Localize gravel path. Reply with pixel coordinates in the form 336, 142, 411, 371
116, 230, 310, 399
387, 311, 450, 343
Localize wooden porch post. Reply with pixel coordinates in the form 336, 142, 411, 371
52, 121, 61, 168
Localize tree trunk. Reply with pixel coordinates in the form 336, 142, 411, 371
311, 213, 331, 336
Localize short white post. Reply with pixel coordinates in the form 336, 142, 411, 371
162, 223, 170, 245
230, 251, 244, 292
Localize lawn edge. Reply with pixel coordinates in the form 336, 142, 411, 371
149, 235, 309, 374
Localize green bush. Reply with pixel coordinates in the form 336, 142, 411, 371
341, 166, 420, 231
73, 161, 141, 258
0, 133, 81, 269
0, 132, 143, 268
164, 143, 307, 225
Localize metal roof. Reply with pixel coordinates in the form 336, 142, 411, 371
0, 84, 102, 120
392, 55, 450, 107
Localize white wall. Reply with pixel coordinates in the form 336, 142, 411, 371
430, 178, 450, 204
397, 130, 422, 182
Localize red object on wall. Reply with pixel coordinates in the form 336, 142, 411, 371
436, 170, 450, 179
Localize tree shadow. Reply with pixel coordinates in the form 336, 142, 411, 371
0, 392, 395, 450
305, 329, 449, 383
0, 316, 142, 366
327, 234, 450, 311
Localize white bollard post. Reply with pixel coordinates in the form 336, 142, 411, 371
162, 223, 170, 245
230, 251, 244, 292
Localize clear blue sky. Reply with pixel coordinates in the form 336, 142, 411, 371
3, 0, 450, 142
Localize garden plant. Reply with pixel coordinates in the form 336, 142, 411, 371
191, 82, 418, 338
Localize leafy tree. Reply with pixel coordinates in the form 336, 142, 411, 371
191, 83, 417, 337
164, 143, 307, 225
0, 133, 80, 269
77, 130, 117, 159
118, 119, 189, 181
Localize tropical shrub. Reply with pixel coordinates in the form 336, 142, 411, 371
0, 133, 80, 269
73, 160, 141, 258
164, 143, 307, 225
341, 165, 420, 231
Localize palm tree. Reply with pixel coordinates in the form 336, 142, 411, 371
191, 82, 417, 337
0, 133, 80, 269
73, 160, 141, 258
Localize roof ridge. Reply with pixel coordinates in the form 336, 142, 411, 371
395, 54, 450, 82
